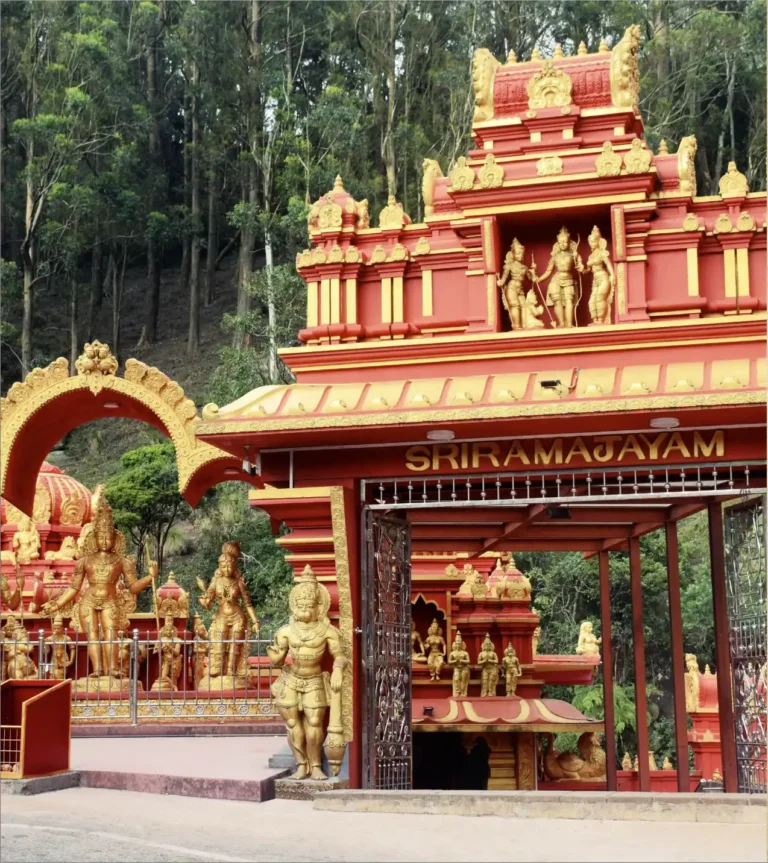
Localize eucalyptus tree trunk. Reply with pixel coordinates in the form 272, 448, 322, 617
69, 276, 78, 375
188, 58, 201, 356
204, 163, 218, 306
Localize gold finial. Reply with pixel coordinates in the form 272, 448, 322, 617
553, 44, 564, 59
719, 161, 749, 198
578, 41, 588, 56
506, 49, 517, 64
298, 563, 318, 584
658, 139, 669, 155
531, 47, 542, 61
662, 756, 674, 770
333, 175, 345, 192
598, 38, 609, 53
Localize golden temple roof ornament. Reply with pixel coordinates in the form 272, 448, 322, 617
75, 341, 118, 393
610, 25, 641, 108
413, 236, 431, 256
676, 136, 698, 196
527, 60, 573, 109
577, 41, 588, 56
448, 156, 475, 191
471, 48, 500, 122
658, 139, 669, 155
553, 44, 564, 59
719, 161, 749, 198
736, 211, 756, 232
307, 175, 369, 233
623, 138, 652, 174
531, 47, 542, 61
422, 158, 444, 218
477, 153, 504, 189
536, 155, 563, 176
506, 49, 517, 64
378, 195, 411, 230
598, 38, 610, 53
713, 214, 733, 235
595, 141, 622, 177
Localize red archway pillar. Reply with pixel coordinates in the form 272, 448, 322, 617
598, 550, 617, 791
665, 520, 690, 791
707, 501, 738, 792
629, 536, 650, 791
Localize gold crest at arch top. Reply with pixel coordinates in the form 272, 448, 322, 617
527, 60, 572, 110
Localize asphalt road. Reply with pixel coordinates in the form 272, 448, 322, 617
2, 788, 765, 863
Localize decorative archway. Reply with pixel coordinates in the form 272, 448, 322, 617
1, 342, 243, 514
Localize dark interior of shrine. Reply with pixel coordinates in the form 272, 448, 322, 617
413, 732, 490, 790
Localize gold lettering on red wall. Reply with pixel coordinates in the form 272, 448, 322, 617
404, 431, 726, 472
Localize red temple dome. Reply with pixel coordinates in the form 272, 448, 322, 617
1, 462, 92, 527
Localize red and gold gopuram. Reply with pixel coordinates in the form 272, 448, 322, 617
1, 27, 765, 792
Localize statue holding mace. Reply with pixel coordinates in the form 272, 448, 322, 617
536, 226, 584, 328
268, 565, 348, 780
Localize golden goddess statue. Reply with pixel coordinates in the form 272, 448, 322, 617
448, 630, 471, 697
424, 618, 447, 680
585, 226, 615, 324
267, 565, 348, 781
478, 634, 499, 697
501, 642, 522, 696
576, 621, 601, 656
197, 541, 259, 690
41, 486, 156, 685
13, 516, 40, 565
536, 226, 584, 328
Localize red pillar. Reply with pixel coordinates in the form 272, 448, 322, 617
629, 536, 650, 791
665, 520, 690, 792
707, 501, 739, 793
598, 550, 617, 791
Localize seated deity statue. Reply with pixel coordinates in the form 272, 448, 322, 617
267, 565, 348, 781
13, 516, 40, 565
575, 621, 601, 656
3, 619, 37, 680
457, 564, 488, 599
411, 621, 427, 663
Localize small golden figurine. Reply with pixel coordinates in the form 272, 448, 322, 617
497, 239, 535, 330
448, 630, 471, 697
544, 732, 606, 780
536, 226, 584, 328
576, 621, 601, 656
267, 565, 348, 781
1, 559, 23, 611
424, 619, 447, 681
478, 634, 499, 697
12, 515, 40, 565
523, 289, 545, 329
192, 613, 210, 686
44, 537, 79, 561
584, 226, 615, 324
532, 613, 541, 656
41, 486, 156, 685
662, 756, 674, 771
457, 564, 488, 599
684, 653, 700, 713
501, 642, 522, 696
411, 621, 427, 664
621, 752, 633, 771
197, 541, 259, 690
151, 616, 183, 691
3, 619, 37, 680
114, 630, 146, 686
45, 615, 75, 680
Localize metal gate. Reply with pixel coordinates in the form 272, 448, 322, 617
724, 496, 767, 794
362, 510, 412, 789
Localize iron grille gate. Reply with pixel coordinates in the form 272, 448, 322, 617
362, 510, 412, 789
724, 496, 767, 794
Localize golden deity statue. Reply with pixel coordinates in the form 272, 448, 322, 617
411, 621, 427, 664
13, 516, 40, 565
196, 541, 259, 690
41, 487, 156, 687
544, 732, 606, 781
457, 564, 488, 599
497, 239, 536, 330
684, 653, 700, 713
536, 226, 584, 329
1, 560, 23, 611
151, 616, 183, 691
448, 630, 471, 697
424, 619, 447, 680
523, 289, 545, 329
478, 634, 499, 697
192, 613, 209, 686
500, 642, 522, 696
2, 618, 37, 680
584, 226, 615, 324
45, 615, 75, 680
576, 621, 601, 656
621, 751, 633, 771
267, 565, 348, 781
115, 630, 146, 685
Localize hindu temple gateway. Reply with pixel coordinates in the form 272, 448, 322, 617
1, 27, 766, 794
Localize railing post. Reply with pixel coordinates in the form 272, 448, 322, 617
131, 629, 140, 726
37, 629, 45, 679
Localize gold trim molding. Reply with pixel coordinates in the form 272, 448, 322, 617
329, 486, 354, 744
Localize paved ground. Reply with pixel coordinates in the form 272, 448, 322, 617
70, 736, 284, 780
2, 787, 765, 863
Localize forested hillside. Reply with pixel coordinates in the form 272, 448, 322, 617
1, 0, 762, 760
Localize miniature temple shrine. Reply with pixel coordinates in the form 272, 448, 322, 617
1, 27, 765, 793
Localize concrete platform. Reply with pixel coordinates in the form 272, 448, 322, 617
314, 789, 767, 823
275, 776, 349, 799
71, 735, 287, 802
0, 771, 80, 796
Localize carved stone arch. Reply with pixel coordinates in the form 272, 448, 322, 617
1, 344, 242, 515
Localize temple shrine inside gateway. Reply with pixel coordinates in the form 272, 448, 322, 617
1, 26, 766, 797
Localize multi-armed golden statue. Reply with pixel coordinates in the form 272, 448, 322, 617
268, 565, 348, 781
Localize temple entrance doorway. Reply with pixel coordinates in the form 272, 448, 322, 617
359, 459, 766, 793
